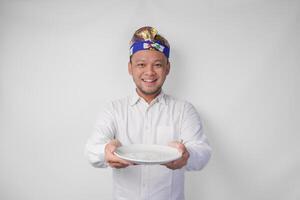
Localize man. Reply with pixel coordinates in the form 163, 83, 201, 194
85, 26, 212, 200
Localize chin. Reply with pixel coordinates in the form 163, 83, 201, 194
140, 88, 161, 95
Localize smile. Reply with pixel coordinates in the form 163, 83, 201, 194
142, 79, 157, 83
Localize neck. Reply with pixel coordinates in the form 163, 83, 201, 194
136, 88, 161, 104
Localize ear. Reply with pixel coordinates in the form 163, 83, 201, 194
166, 61, 170, 75
128, 61, 133, 76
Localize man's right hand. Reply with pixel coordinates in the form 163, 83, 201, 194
104, 139, 132, 169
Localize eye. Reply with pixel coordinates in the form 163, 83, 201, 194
136, 63, 145, 68
154, 63, 162, 68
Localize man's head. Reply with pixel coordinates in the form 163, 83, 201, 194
128, 26, 170, 98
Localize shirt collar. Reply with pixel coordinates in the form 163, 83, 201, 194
130, 89, 167, 106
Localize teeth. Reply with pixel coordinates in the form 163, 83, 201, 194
143, 79, 156, 82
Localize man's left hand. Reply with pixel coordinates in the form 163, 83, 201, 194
163, 140, 190, 170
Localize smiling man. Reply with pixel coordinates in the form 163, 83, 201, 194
129, 50, 169, 103
85, 26, 212, 200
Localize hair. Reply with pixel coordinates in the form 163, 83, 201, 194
129, 26, 170, 62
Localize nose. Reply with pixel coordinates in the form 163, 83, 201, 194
144, 65, 155, 75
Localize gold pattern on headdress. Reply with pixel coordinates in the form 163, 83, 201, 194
135, 26, 158, 41
130, 26, 169, 47
130, 26, 170, 53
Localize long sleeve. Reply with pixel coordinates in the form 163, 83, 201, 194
180, 102, 212, 171
85, 103, 116, 168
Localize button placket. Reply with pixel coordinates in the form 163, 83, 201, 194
145, 111, 149, 130
144, 107, 153, 144
144, 110, 148, 144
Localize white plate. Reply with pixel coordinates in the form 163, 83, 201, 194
114, 144, 182, 165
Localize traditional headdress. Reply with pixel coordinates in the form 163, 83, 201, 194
129, 26, 170, 58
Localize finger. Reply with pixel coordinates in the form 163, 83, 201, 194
106, 139, 122, 153
165, 163, 176, 170
171, 159, 182, 166
110, 156, 132, 165
176, 143, 186, 152
168, 141, 181, 148
106, 144, 118, 153
171, 153, 187, 166
182, 151, 189, 159
168, 142, 186, 153
110, 139, 122, 147
162, 161, 176, 168
105, 149, 132, 165
107, 158, 132, 166
108, 160, 129, 166
167, 156, 187, 169
109, 162, 130, 168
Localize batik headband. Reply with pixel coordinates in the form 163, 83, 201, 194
129, 40, 170, 58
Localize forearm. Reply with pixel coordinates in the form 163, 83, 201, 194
185, 141, 212, 171
85, 140, 108, 168
85, 126, 115, 168
180, 102, 212, 171
85, 103, 116, 168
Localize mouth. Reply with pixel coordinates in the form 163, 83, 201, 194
142, 78, 158, 83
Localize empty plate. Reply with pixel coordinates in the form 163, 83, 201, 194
114, 144, 182, 165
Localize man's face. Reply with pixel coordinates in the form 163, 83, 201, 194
128, 50, 170, 96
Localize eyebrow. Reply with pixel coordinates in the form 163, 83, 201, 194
134, 59, 164, 62
134, 59, 146, 62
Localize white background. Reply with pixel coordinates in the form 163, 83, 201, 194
0, 0, 299, 199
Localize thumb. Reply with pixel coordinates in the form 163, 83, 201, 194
111, 139, 122, 147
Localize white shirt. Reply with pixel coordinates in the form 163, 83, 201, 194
85, 90, 212, 200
